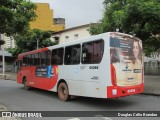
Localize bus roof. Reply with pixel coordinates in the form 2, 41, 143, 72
17, 32, 141, 60
18, 47, 48, 60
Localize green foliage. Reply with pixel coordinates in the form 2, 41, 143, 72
7, 29, 57, 56
0, 0, 36, 35
6, 47, 21, 57
89, 0, 160, 55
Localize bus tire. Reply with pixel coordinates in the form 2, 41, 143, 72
23, 78, 30, 90
58, 82, 71, 101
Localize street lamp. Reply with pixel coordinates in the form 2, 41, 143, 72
0, 34, 5, 78
37, 37, 39, 50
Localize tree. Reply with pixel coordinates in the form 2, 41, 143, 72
89, 0, 160, 55
0, 0, 36, 35
7, 29, 57, 56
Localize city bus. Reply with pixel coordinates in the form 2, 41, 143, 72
17, 32, 144, 101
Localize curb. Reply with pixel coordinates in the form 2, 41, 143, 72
142, 93, 160, 96
0, 78, 16, 81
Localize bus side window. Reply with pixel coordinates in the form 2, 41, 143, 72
41, 52, 46, 65
34, 53, 40, 66
65, 46, 72, 65
17, 60, 22, 71
46, 51, 51, 65
52, 48, 64, 65
40, 51, 51, 66
65, 44, 80, 65
93, 40, 104, 63
23, 56, 28, 66
82, 47, 88, 63
82, 40, 104, 64
28, 54, 33, 66
82, 42, 93, 64
73, 45, 81, 64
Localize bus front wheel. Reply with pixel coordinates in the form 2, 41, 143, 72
58, 82, 71, 101
23, 78, 30, 90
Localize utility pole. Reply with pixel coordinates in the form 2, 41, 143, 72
37, 37, 39, 50
0, 34, 5, 78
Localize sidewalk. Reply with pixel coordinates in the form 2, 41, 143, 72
144, 75, 160, 95
0, 72, 16, 80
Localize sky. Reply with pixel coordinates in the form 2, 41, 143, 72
31, 0, 104, 28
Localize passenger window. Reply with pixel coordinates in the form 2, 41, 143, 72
82, 40, 104, 64
18, 60, 22, 70
46, 51, 51, 65
41, 51, 51, 65
28, 55, 33, 66
52, 48, 64, 65
34, 53, 40, 66
23, 56, 28, 66
65, 44, 81, 65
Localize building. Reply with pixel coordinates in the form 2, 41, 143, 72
1, 3, 65, 72
0, 34, 15, 50
30, 3, 65, 32
3, 35, 15, 49
1, 3, 65, 50
144, 53, 160, 75
51, 24, 93, 44
0, 34, 16, 72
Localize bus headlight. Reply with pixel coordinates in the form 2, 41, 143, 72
112, 89, 117, 95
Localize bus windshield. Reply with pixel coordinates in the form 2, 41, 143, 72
110, 33, 143, 86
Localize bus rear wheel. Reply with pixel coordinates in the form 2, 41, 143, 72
58, 82, 71, 101
23, 78, 30, 90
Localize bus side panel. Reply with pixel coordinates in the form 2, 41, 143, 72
17, 66, 35, 85
17, 65, 59, 91
56, 65, 81, 96
17, 70, 23, 84
99, 33, 111, 98
30, 66, 58, 90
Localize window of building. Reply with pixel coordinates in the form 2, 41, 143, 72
74, 34, 78, 40
52, 48, 64, 65
65, 36, 69, 42
82, 40, 104, 64
65, 44, 81, 65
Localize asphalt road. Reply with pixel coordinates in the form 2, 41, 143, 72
0, 80, 160, 120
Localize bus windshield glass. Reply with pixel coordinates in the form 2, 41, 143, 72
110, 33, 143, 86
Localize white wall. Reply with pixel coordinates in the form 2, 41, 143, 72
51, 25, 91, 44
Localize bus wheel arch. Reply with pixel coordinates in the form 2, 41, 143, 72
23, 76, 30, 90
57, 79, 71, 101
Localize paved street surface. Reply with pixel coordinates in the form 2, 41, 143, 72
0, 80, 160, 120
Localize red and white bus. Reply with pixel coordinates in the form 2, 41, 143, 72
17, 32, 144, 101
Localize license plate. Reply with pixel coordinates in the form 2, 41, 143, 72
127, 89, 135, 93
